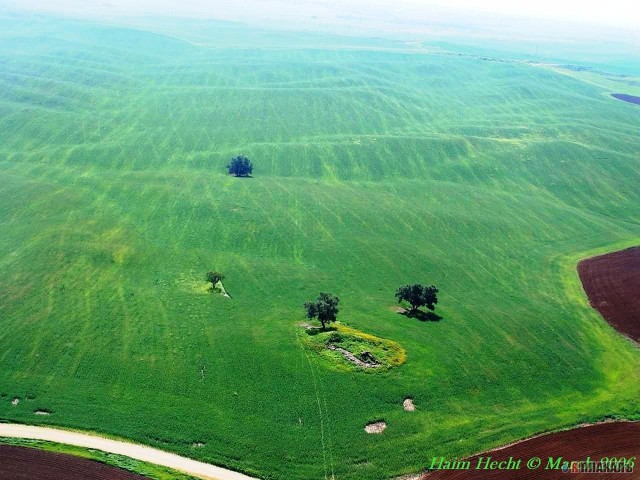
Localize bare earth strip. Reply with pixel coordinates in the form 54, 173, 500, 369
421, 422, 640, 479
0, 444, 149, 480
578, 246, 640, 343
0, 424, 258, 480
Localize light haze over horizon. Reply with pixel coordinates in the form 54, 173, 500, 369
404, 0, 638, 27
2, 0, 638, 29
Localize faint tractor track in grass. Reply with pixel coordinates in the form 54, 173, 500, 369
296, 329, 331, 479
295, 329, 336, 480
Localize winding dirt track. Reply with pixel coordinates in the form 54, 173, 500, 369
0, 444, 149, 479
578, 246, 640, 343
423, 422, 640, 479
0, 424, 258, 480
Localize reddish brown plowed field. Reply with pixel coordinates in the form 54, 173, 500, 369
578, 246, 640, 343
423, 422, 640, 479
0, 445, 150, 480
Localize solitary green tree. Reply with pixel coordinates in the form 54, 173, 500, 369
227, 155, 253, 177
395, 283, 438, 314
304, 293, 340, 330
206, 271, 225, 288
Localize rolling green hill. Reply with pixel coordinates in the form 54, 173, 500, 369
1, 14, 639, 480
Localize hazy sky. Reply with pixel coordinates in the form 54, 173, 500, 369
2, 0, 638, 28
405, 0, 637, 27
2, 0, 639, 51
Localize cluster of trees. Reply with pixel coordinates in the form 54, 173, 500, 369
395, 284, 438, 314
207, 277, 438, 328
304, 283, 439, 330
220, 156, 442, 328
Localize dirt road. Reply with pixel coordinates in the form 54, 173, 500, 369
0, 424, 258, 480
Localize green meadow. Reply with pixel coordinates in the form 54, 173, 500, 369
1, 13, 639, 480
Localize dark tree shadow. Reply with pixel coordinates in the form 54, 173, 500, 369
398, 309, 443, 322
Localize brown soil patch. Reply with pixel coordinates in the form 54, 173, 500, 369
403, 398, 416, 411
421, 422, 640, 479
0, 445, 150, 480
365, 421, 387, 434
578, 246, 640, 343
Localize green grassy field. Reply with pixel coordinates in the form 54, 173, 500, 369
1, 13, 639, 480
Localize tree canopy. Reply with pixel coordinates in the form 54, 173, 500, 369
304, 292, 340, 330
206, 271, 225, 286
227, 155, 253, 177
395, 283, 438, 314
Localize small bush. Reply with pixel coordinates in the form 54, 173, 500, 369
227, 155, 253, 177
206, 271, 224, 286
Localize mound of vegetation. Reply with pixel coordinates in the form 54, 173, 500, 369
304, 323, 406, 372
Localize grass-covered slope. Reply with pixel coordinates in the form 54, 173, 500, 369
0, 14, 639, 480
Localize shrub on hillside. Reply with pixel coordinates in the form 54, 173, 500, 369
206, 271, 225, 287
227, 155, 253, 177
